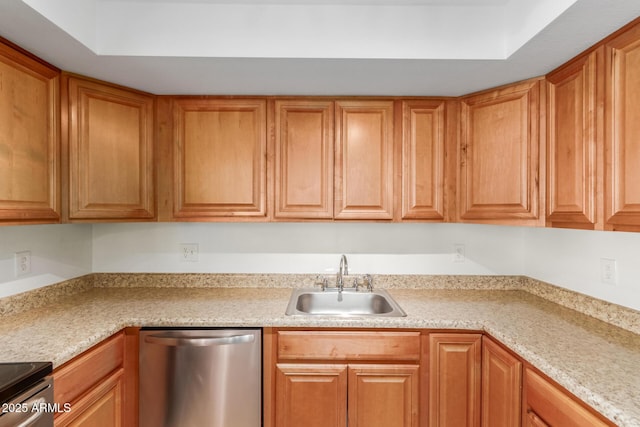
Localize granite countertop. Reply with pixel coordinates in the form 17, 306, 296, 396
0, 275, 639, 426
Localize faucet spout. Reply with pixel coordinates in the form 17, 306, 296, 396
336, 254, 348, 292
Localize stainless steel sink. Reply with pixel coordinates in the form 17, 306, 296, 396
285, 288, 406, 317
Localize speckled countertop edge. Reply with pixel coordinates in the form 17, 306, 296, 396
2, 274, 640, 426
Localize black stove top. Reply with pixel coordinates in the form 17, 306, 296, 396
0, 362, 52, 404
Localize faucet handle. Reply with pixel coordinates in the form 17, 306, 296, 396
364, 274, 373, 292
314, 275, 328, 291
353, 274, 374, 292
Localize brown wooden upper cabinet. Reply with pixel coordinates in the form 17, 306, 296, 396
335, 100, 395, 220
170, 98, 267, 219
274, 99, 396, 221
65, 75, 155, 221
546, 48, 603, 230
604, 20, 640, 231
401, 100, 449, 221
0, 39, 60, 224
459, 78, 545, 226
274, 100, 334, 219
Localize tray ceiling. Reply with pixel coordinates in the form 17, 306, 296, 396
0, 0, 638, 95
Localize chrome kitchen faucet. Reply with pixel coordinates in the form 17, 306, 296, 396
336, 254, 349, 292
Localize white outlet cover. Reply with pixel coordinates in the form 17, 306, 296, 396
14, 250, 31, 277
600, 258, 617, 285
180, 243, 199, 262
453, 244, 465, 263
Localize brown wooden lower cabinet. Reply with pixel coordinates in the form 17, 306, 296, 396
523, 367, 614, 427
428, 333, 482, 427
275, 363, 348, 427
51, 327, 615, 427
348, 364, 419, 427
54, 368, 124, 427
52, 328, 138, 427
268, 329, 421, 427
482, 336, 522, 427
267, 329, 615, 427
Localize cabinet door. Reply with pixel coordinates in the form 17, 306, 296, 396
428, 333, 482, 427
0, 40, 60, 224
482, 336, 522, 427
604, 21, 640, 231
523, 367, 612, 427
66, 76, 155, 220
275, 363, 347, 427
274, 100, 334, 219
335, 100, 394, 219
459, 79, 544, 225
401, 100, 446, 220
348, 364, 419, 427
547, 49, 602, 229
55, 369, 124, 427
173, 98, 267, 218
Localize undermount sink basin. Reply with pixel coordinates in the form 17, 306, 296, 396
285, 288, 407, 317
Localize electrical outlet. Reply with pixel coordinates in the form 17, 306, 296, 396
14, 251, 31, 277
600, 258, 617, 285
180, 243, 199, 262
453, 244, 466, 263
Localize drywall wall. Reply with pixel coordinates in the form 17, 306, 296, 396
91, 222, 525, 275
523, 226, 640, 310
0, 224, 92, 298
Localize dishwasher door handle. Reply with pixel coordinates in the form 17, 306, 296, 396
144, 333, 256, 347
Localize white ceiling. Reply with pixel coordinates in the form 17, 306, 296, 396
0, 0, 639, 95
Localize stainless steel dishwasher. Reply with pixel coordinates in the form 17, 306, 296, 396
139, 328, 261, 427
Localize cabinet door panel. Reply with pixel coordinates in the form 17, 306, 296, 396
0, 41, 59, 223
401, 100, 446, 220
605, 22, 640, 230
275, 364, 347, 427
348, 365, 419, 427
335, 101, 394, 219
547, 49, 602, 229
460, 80, 543, 225
55, 369, 123, 427
68, 77, 154, 220
275, 100, 334, 218
429, 333, 481, 427
173, 99, 267, 218
482, 336, 522, 427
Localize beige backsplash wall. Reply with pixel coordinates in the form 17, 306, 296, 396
1, 222, 640, 312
